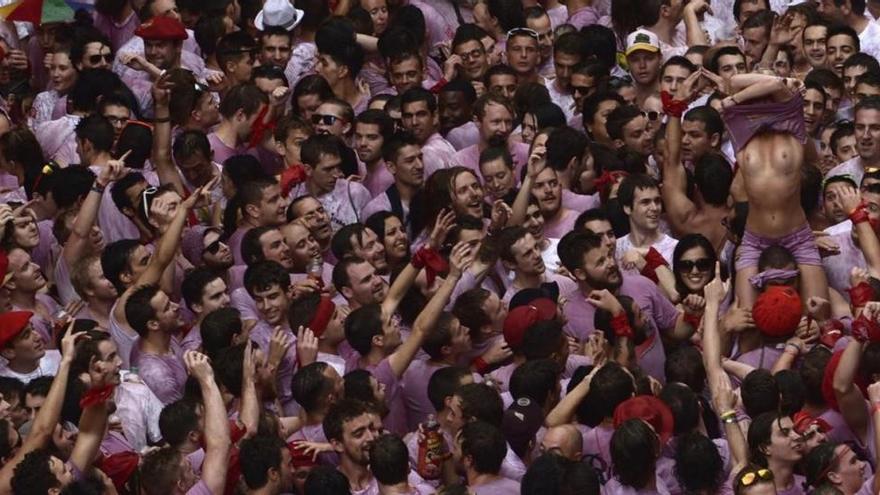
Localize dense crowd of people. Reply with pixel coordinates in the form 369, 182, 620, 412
3, 0, 880, 493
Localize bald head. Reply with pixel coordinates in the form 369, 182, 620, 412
540, 424, 582, 461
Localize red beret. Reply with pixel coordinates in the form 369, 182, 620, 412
97, 452, 140, 493
0, 311, 32, 348
753, 285, 802, 338
135, 16, 188, 41
613, 395, 675, 445
503, 298, 556, 349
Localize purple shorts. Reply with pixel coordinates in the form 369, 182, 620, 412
735, 223, 821, 271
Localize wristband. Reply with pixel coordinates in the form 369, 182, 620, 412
610, 312, 634, 339
784, 342, 800, 355
849, 203, 870, 225
79, 384, 115, 409
91, 183, 106, 194
152, 116, 171, 123
873, 402, 880, 416
849, 282, 876, 309
683, 312, 702, 328
640, 247, 668, 284
660, 91, 689, 118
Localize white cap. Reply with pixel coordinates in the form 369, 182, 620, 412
625, 29, 661, 57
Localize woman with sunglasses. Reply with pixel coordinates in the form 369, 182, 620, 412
672, 234, 719, 302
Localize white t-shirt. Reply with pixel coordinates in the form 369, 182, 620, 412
616, 233, 679, 266
0, 350, 62, 384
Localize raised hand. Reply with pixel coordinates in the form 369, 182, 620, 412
723, 305, 755, 333
448, 241, 475, 278
242, 340, 255, 384
806, 296, 831, 322
674, 70, 703, 102
98, 151, 131, 186
267, 327, 293, 370
703, 262, 729, 304
527, 143, 547, 180
151, 71, 175, 108
583, 331, 608, 366
838, 186, 862, 215
184, 350, 214, 381
296, 326, 319, 367
60, 320, 87, 361
682, 294, 706, 315
587, 289, 625, 315
428, 208, 456, 250
482, 338, 513, 365
489, 199, 512, 232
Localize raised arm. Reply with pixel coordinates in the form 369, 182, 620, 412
838, 188, 880, 277
682, 0, 710, 47
546, 364, 599, 427
833, 337, 870, 441
137, 179, 216, 286
62, 160, 128, 266
662, 71, 702, 229
237, 340, 259, 441
68, 400, 109, 473
0, 326, 80, 493
151, 73, 186, 196
388, 242, 471, 377
711, 372, 749, 473
702, 263, 729, 381
868, 382, 880, 494
185, 351, 230, 495
724, 71, 794, 103
509, 144, 545, 226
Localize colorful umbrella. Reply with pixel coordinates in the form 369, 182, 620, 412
0, 0, 74, 26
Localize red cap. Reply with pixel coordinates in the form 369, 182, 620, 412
753, 285, 802, 338
503, 298, 556, 349
135, 16, 188, 41
613, 395, 675, 445
0, 311, 32, 348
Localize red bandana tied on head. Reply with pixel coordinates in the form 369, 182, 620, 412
752, 285, 802, 338
792, 411, 832, 435
308, 296, 336, 337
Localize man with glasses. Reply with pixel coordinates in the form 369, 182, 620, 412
452, 24, 492, 90
506, 28, 542, 85
98, 95, 133, 142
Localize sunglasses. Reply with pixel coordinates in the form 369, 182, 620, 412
88, 53, 112, 65
677, 258, 713, 273
203, 238, 222, 255
506, 27, 539, 41
311, 114, 340, 126
643, 111, 660, 121
739, 469, 773, 486
572, 85, 594, 95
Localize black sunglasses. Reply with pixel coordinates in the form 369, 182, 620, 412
88, 53, 113, 65
203, 238, 222, 255
572, 85, 594, 95
311, 114, 340, 126
677, 258, 713, 273
643, 111, 660, 121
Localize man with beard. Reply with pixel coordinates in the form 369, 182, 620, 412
207, 84, 270, 165
615, 174, 679, 265
362, 132, 426, 238
530, 167, 578, 239
239, 435, 296, 495
450, 93, 530, 178
558, 231, 703, 382
323, 399, 381, 493
331, 224, 390, 277
354, 110, 395, 198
